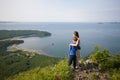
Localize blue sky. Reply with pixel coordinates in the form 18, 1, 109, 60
0, 0, 120, 22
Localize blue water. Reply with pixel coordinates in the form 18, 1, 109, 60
0, 22, 120, 57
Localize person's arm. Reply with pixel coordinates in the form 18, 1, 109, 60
69, 39, 80, 46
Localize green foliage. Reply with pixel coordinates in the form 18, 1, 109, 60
6, 60, 73, 80
109, 69, 120, 80
0, 30, 51, 40
88, 45, 120, 79
89, 46, 109, 64
93, 45, 100, 52
101, 53, 120, 70
0, 50, 61, 80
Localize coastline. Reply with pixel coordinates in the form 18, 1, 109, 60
0, 36, 24, 41
4, 36, 51, 57
7, 42, 53, 57
7, 44, 50, 56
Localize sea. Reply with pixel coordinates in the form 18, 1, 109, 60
0, 22, 120, 58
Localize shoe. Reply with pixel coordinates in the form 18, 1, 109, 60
75, 66, 79, 69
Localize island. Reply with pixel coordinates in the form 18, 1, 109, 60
0, 30, 51, 40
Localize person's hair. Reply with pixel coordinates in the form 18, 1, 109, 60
73, 31, 79, 38
73, 37, 77, 41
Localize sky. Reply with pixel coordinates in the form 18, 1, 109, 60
0, 0, 120, 22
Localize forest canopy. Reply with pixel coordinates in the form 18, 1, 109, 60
0, 30, 51, 40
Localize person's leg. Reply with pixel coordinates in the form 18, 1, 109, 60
73, 55, 76, 69
76, 50, 80, 67
68, 55, 72, 66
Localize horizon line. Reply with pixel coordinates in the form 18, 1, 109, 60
0, 21, 120, 23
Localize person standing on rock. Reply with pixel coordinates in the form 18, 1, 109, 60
69, 31, 81, 68
68, 37, 78, 69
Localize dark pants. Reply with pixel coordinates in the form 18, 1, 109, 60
68, 55, 76, 68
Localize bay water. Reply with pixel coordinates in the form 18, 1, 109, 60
0, 22, 120, 57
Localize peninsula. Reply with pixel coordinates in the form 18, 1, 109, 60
0, 30, 51, 40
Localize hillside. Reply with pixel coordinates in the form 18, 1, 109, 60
6, 60, 73, 80
0, 49, 61, 80
5, 59, 109, 80
0, 43, 120, 80
6, 46, 120, 80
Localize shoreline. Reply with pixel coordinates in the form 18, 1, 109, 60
0, 36, 24, 41
3, 36, 62, 58
5, 36, 52, 57
7, 44, 50, 56
0, 34, 58, 58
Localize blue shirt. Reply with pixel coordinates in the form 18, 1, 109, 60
69, 42, 77, 55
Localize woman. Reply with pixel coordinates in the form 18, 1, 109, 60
70, 31, 81, 68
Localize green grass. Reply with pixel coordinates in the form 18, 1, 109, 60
0, 50, 61, 80
6, 59, 73, 80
